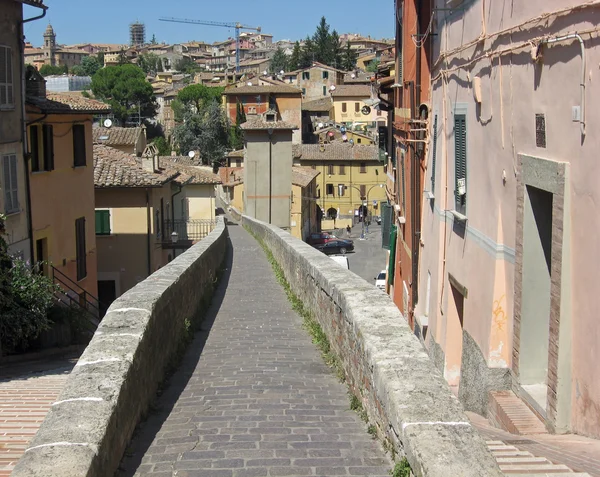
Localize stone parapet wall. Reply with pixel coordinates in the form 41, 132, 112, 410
243, 215, 503, 477
12, 218, 229, 477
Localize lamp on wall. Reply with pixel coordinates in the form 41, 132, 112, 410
171, 231, 179, 244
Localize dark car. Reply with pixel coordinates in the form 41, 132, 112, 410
315, 239, 354, 255
308, 232, 337, 246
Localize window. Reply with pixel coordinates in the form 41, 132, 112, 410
322, 71, 329, 79
360, 184, 366, 198
322, 85, 327, 96
302, 71, 310, 80
342, 102, 347, 113
302, 88, 306, 95
535, 113, 546, 148
42, 125, 54, 171
95, 209, 111, 235
327, 164, 334, 175
454, 113, 467, 214
30, 125, 40, 171
338, 184, 345, 196
355, 102, 360, 113
311, 164, 316, 170
2, 154, 19, 214
359, 162, 366, 173
0, 45, 14, 109
72, 124, 86, 167
326, 183, 334, 196
431, 114, 438, 194
339, 164, 345, 175
155, 210, 160, 237
75, 217, 87, 280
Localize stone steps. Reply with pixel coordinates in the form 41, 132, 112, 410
489, 391, 548, 435
486, 441, 591, 476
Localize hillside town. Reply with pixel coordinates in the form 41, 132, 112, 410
2, 1, 600, 476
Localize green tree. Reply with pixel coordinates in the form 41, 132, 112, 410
299, 36, 314, 69
341, 43, 359, 71
313, 17, 332, 64
137, 53, 162, 75
39, 64, 68, 76
328, 30, 343, 68
97, 51, 105, 66
176, 83, 223, 113
269, 46, 288, 74
90, 64, 157, 125
366, 59, 381, 73
117, 48, 130, 65
229, 101, 246, 150
173, 101, 230, 169
150, 34, 157, 45
72, 55, 101, 76
151, 136, 171, 156
288, 41, 302, 71
174, 56, 199, 74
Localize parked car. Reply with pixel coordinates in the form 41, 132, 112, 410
374, 270, 386, 290
315, 239, 354, 255
308, 232, 337, 246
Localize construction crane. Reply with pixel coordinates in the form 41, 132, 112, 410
159, 17, 261, 72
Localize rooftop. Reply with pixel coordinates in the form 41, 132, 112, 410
159, 157, 221, 185
293, 143, 378, 161
223, 84, 302, 95
240, 117, 298, 131
219, 167, 244, 187
291, 166, 320, 188
301, 97, 332, 112
94, 144, 179, 188
26, 92, 111, 114
92, 126, 143, 146
331, 84, 372, 98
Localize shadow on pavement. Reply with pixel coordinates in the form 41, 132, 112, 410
115, 236, 235, 476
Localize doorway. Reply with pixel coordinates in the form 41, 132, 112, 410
35, 238, 48, 276
519, 185, 553, 411
97, 280, 116, 318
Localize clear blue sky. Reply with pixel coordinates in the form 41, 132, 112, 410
23, 1, 395, 47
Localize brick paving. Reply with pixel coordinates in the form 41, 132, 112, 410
117, 224, 392, 477
0, 355, 77, 477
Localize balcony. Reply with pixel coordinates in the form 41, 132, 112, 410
161, 218, 217, 249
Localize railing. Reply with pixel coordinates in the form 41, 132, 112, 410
51, 265, 101, 324
162, 219, 217, 248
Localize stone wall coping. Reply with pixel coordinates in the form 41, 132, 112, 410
242, 215, 503, 477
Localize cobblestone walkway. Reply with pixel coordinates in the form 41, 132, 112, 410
117, 224, 392, 477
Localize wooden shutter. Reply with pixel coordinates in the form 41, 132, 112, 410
431, 114, 438, 194
30, 126, 40, 172
454, 114, 467, 213
72, 124, 86, 167
95, 210, 110, 235
401, 154, 406, 213
3, 154, 18, 213
339, 164, 345, 175
76, 217, 87, 280
381, 202, 392, 250
43, 125, 54, 171
360, 184, 366, 197
387, 225, 397, 285
0, 46, 13, 108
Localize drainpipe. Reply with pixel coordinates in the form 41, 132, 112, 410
542, 33, 586, 137
21, 6, 47, 263
146, 188, 152, 276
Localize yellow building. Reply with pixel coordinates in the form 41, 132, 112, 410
26, 90, 111, 313
293, 143, 386, 229
330, 84, 382, 129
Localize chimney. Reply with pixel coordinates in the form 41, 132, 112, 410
154, 153, 160, 171
141, 156, 155, 172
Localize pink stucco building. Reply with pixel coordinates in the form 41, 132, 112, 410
416, 0, 600, 438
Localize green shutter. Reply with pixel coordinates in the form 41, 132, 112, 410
95, 210, 110, 235
454, 114, 467, 213
431, 114, 438, 194
381, 202, 392, 249
388, 225, 397, 286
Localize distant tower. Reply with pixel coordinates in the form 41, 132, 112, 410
130, 22, 146, 47
43, 24, 56, 66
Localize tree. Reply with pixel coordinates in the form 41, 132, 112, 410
313, 17, 332, 64
151, 136, 171, 156
229, 101, 246, 150
39, 64, 68, 76
117, 48, 130, 65
269, 46, 288, 74
90, 64, 157, 125
288, 41, 302, 71
366, 59, 381, 73
151, 34, 157, 45
174, 56, 199, 74
299, 36, 314, 69
97, 51, 105, 66
72, 56, 101, 76
341, 43, 358, 71
137, 53, 162, 75
328, 30, 343, 68
173, 101, 230, 169
176, 83, 223, 113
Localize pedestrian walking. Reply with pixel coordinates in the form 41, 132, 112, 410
346, 225, 351, 237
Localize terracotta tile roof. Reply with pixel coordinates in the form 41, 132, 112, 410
159, 157, 221, 185
26, 92, 110, 113
223, 84, 302, 95
162, 155, 202, 167
292, 166, 320, 188
241, 117, 298, 131
94, 144, 178, 188
227, 149, 244, 158
302, 97, 332, 112
293, 143, 378, 161
331, 84, 372, 97
20, 0, 47, 8
219, 167, 244, 187
92, 126, 143, 146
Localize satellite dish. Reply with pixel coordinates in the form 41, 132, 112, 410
317, 122, 323, 129
361, 105, 371, 115
280, 70, 284, 75
188, 151, 195, 158
342, 135, 348, 142
340, 126, 346, 134
247, 81, 253, 86
103, 119, 112, 128
263, 70, 268, 75
351, 73, 356, 79
349, 139, 354, 145
329, 85, 336, 92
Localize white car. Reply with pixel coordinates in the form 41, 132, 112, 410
374, 270, 386, 290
